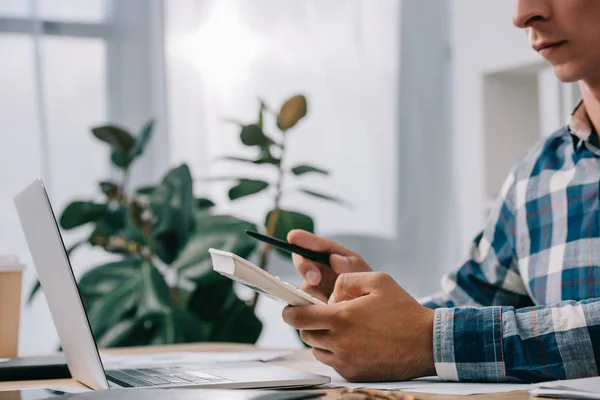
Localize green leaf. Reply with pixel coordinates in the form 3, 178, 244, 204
97, 310, 210, 347
79, 258, 142, 336
80, 258, 204, 347
136, 186, 155, 196
240, 125, 273, 149
217, 155, 281, 166
298, 188, 350, 207
228, 179, 269, 201
99, 181, 120, 199
290, 165, 329, 176
129, 119, 154, 160
266, 209, 314, 259
92, 125, 135, 157
95, 317, 146, 348
27, 280, 41, 305
137, 260, 172, 316
170, 309, 211, 342
87, 207, 128, 248
255, 157, 281, 165
66, 239, 86, 256
59, 201, 108, 230
187, 277, 262, 343
171, 214, 257, 286
257, 101, 265, 129
110, 151, 128, 169
196, 198, 215, 209
150, 164, 194, 264
135, 261, 176, 344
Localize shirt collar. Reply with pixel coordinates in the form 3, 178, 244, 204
568, 100, 594, 150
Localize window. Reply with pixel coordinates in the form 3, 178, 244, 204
0, 0, 166, 355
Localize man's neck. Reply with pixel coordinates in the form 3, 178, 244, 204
579, 78, 600, 137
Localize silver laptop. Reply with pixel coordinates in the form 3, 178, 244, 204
14, 179, 330, 390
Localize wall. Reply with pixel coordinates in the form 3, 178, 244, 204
451, 0, 548, 254
483, 70, 541, 205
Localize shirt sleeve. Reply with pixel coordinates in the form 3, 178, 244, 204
433, 299, 600, 382
420, 167, 532, 310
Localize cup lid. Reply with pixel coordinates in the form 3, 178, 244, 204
0, 255, 25, 271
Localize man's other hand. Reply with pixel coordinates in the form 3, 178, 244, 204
282, 272, 435, 382
287, 230, 372, 302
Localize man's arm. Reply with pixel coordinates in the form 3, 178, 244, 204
424, 169, 600, 382
421, 167, 533, 310
435, 299, 600, 382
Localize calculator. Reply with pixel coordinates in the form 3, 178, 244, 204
209, 248, 326, 306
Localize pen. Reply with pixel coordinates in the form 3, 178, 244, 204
244, 230, 331, 267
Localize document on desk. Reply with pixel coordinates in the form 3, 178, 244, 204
530, 376, 600, 399
100, 350, 293, 369
277, 360, 530, 395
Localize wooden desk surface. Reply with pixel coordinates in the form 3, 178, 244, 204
0, 343, 532, 400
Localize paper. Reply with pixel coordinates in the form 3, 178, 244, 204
100, 351, 293, 369
530, 376, 600, 399
329, 378, 529, 395
277, 360, 529, 395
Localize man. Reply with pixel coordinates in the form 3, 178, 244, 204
282, 0, 600, 383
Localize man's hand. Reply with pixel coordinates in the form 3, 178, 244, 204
288, 230, 372, 302
282, 272, 435, 382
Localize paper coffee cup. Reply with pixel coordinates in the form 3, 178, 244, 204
0, 255, 25, 358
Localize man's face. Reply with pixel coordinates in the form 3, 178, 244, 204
513, 0, 600, 83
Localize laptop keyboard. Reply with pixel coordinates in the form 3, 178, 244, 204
105, 368, 228, 388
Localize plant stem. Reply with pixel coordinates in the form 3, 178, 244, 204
121, 167, 130, 203
251, 138, 287, 310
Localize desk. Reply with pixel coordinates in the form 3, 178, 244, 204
0, 344, 531, 400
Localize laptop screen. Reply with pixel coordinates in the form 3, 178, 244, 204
14, 179, 110, 390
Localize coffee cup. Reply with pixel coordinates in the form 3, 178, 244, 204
0, 255, 25, 358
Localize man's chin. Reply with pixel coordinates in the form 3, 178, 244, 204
549, 63, 584, 83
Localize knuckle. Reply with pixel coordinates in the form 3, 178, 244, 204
299, 330, 310, 344
372, 271, 391, 284
336, 307, 353, 327
334, 336, 352, 355
282, 307, 301, 327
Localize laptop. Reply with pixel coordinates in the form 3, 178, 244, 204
13, 179, 330, 390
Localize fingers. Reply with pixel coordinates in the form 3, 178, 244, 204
299, 281, 328, 303
299, 329, 331, 349
287, 230, 355, 257
293, 253, 323, 285
312, 347, 336, 368
282, 304, 338, 330
289, 230, 370, 278
329, 272, 392, 304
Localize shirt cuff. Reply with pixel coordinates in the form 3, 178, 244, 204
433, 307, 506, 382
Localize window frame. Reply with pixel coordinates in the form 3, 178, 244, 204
0, 0, 169, 189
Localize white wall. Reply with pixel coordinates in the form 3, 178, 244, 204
451, 0, 548, 253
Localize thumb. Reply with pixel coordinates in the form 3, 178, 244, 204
329, 272, 376, 304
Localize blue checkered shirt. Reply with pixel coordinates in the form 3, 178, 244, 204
421, 101, 600, 383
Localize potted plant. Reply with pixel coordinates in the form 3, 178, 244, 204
29, 121, 262, 346
213, 94, 349, 309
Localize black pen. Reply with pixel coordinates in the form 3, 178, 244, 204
244, 230, 331, 267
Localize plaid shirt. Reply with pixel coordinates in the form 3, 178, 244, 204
421, 101, 600, 383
